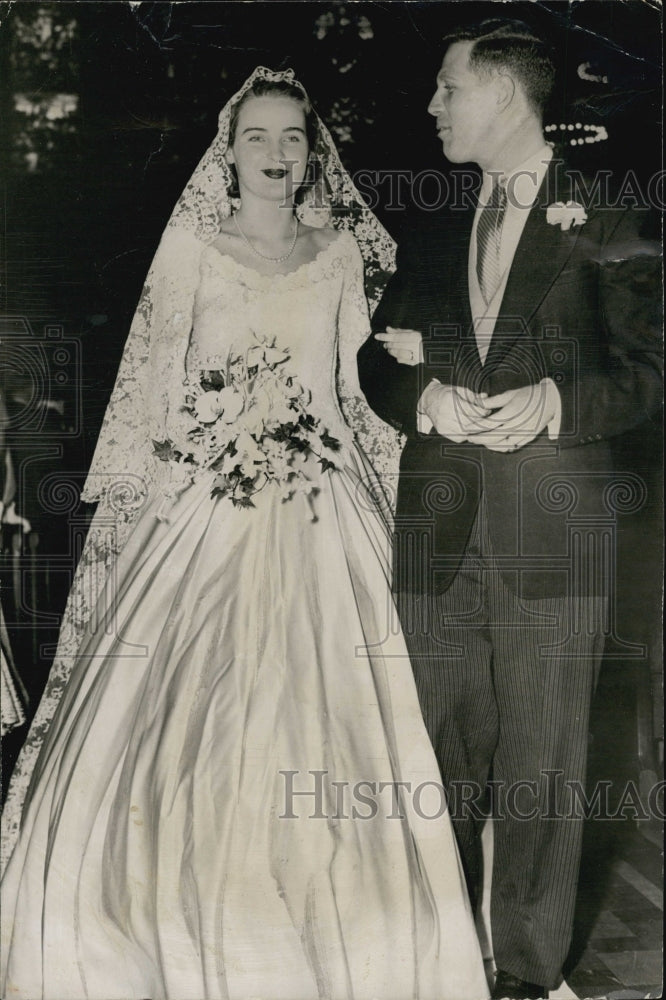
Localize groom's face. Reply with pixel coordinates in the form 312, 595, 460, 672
428, 41, 500, 166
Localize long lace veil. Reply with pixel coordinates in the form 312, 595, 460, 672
2, 67, 401, 867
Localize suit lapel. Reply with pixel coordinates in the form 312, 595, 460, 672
435, 204, 476, 331
484, 160, 584, 370
442, 205, 484, 385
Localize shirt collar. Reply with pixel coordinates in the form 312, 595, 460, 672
480, 144, 553, 208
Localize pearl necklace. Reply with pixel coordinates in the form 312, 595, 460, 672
233, 213, 299, 262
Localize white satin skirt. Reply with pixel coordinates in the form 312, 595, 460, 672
1, 448, 488, 999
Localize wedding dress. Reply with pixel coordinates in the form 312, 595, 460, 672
1, 67, 488, 1000
1, 229, 487, 1000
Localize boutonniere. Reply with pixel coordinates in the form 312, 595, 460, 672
546, 200, 588, 231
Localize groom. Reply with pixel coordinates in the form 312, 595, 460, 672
358, 18, 661, 1000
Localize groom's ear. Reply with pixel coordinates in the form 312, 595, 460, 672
495, 72, 516, 114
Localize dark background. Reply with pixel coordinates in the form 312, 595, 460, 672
0, 3, 663, 967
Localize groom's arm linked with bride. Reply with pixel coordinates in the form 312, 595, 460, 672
358, 17, 662, 1000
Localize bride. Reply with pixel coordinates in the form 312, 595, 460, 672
1, 68, 488, 1000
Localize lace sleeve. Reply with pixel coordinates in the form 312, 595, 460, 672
336, 234, 403, 514
81, 227, 205, 511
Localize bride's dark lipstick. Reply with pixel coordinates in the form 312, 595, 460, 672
262, 168, 287, 179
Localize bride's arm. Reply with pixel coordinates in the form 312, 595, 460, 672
82, 228, 205, 507
357, 230, 425, 438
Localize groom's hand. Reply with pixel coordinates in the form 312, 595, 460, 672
419, 382, 491, 442
468, 381, 559, 452
374, 327, 424, 366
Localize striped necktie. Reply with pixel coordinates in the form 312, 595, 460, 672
476, 179, 508, 306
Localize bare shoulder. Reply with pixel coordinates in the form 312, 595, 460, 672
214, 216, 238, 241
208, 218, 238, 255
299, 224, 344, 254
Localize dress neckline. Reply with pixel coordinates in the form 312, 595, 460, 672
202, 229, 350, 285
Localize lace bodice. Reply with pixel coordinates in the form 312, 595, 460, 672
188, 231, 361, 447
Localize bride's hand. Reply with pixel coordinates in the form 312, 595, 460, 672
374, 327, 423, 366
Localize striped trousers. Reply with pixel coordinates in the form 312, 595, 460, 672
397, 503, 606, 988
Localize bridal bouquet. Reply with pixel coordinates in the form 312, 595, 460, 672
153, 331, 341, 510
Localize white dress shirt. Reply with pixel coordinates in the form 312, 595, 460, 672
418, 143, 562, 438
469, 144, 553, 359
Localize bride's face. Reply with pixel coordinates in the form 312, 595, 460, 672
227, 96, 310, 205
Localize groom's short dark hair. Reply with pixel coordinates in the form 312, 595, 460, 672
443, 19, 556, 116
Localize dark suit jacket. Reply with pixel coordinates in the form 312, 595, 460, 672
358, 160, 662, 598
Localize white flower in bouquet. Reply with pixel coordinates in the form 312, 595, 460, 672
263, 439, 292, 478
269, 394, 297, 428
246, 336, 289, 371
192, 385, 244, 425
246, 344, 265, 369
217, 386, 245, 423
217, 446, 243, 476
243, 384, 272, 435
193, 390, 225, 424
235, 428, 266, 466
